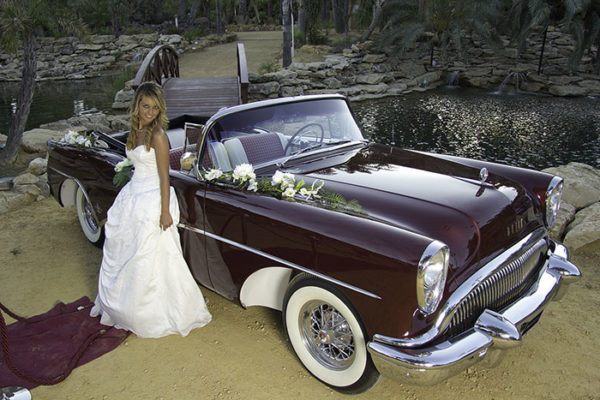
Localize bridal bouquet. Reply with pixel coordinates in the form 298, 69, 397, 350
61, 130, 96, 147
113, 158, 134, 187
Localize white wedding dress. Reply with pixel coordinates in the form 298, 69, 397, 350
90, 145, 211, 338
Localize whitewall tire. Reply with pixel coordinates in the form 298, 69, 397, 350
283, 274, 379, 394
75, 186, 104, 247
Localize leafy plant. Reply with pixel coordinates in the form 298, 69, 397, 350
258, 62, 277, 74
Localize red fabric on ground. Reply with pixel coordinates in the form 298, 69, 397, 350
0, 296, 129, 389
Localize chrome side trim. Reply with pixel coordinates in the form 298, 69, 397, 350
374, 227, 548, 348
48, 166, 100, 223
178, 223, 382, 300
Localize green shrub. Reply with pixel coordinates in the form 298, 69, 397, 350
183, 26, 206, 42
258, 62, 277, 74
111, 65, 139, 91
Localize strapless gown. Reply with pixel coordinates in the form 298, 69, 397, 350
90, 146, 211, 338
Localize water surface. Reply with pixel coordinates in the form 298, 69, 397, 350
352, 88, 600, 170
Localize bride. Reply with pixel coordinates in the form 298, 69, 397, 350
90, 81, 211, 338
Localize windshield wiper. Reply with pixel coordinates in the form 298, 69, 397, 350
277, 144, 323, 168
277, 140, 366, 168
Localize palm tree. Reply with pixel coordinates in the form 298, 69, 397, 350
378, 0, 503, 65
0, 0, 85, 167
508, 0, 568, 74
357, 0, 386, 43
563, 0, 600, 73
282, 0, 293, 67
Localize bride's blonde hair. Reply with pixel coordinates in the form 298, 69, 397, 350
127, 81, 169, 151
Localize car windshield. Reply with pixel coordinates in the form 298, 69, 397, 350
200, 98, 365, 172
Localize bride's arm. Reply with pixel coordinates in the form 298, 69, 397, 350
153, 129, 173, 230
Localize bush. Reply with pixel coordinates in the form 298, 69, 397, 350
183, 26, 206, 42
258, 62, 277, 74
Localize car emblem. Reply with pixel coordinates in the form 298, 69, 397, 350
507, 217, 526, 236
479, 167, 488, 184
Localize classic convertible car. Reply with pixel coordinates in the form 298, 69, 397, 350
47, 94, 581, 393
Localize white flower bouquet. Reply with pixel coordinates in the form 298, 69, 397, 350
60, 130, 96, 148
113, 158, 134, 187
200, 164, 364, 214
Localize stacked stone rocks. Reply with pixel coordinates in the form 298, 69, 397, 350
0, 157, 48, 214
545, 163, 600, 253
247, 31, 600, 102
0, 33, 236, 82
0, 112, 130, 214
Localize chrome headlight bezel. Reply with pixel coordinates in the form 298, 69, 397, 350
417, 241, 450, 315
545, 176, 563, 227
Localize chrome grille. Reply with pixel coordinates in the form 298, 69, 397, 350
443, 239, 547, 338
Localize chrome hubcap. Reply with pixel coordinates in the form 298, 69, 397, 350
299, 301, 355, 370
81, 197, 99, 232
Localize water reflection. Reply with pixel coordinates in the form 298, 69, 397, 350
0, 74, 129, 133
352, 88, 600, 170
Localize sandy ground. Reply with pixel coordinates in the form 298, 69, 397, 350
1, 196, 598, 400
1, 31, 599, 399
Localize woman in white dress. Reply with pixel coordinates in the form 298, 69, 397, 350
90, 82, 211, 338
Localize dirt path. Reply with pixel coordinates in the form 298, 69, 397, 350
179, 31, 284, 77
0, 32, 598, 399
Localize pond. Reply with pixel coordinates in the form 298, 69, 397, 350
0, 74, 130, 134
1, 80, 599, 170
351, 88, 600, 170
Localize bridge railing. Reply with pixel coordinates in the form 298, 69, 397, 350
133, 45, 180, 88
133, 42, 249, 105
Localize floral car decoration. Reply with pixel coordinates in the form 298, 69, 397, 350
46, 94, 581, 394
201, 164, 364, 214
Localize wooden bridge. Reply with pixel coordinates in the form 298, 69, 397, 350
133, 43, 249, 120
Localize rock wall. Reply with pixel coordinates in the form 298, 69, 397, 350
544, 163, 600, 253
248, 29, 600, 102
0, 33, 236, 82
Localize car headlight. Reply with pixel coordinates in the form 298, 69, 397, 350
545, 176, 563, 227
417, 241, 449, 315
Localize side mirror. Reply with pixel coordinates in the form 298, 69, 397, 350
180, 151, 197, 172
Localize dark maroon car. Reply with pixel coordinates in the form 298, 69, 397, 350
47, 94, 581, 393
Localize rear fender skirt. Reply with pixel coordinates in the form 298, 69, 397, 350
240, 266, 293, 310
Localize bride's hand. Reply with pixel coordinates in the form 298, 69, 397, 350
160, 211, 173, 231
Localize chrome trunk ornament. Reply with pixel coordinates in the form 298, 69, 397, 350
479, 167, 489, 184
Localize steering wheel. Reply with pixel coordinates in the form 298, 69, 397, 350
284, 123, 325, 154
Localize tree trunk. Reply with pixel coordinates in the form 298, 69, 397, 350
321, 0, 331, 21
282, 0, 293, 68
332, 0, 346, 34
298, 0, 307, 37
177, 0, 188, 23
0, 32, 37, 167
189, 0, 201, 21
538, 25, 548, 74
238, 0, 248, 24
252, 1, 261, 24
216, 0, 224, 35
357, 0, 385, 43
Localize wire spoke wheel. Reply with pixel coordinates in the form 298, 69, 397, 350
301, 301, 355, 370
283, 274, 379, 394
76, 186, 104, 247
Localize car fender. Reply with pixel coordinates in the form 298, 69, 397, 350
240, 266, 293, 310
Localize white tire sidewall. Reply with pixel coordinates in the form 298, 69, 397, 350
76, 187, 101, 243
285, 285, 367, 388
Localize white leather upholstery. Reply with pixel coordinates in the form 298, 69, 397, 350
223, 138, 249, 167
206, 141, 232, 172
276, 133, 289, 152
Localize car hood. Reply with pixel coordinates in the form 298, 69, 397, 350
298, 144, 541, 284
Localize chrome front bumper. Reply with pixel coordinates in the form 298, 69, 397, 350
367, 241, 581, 386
